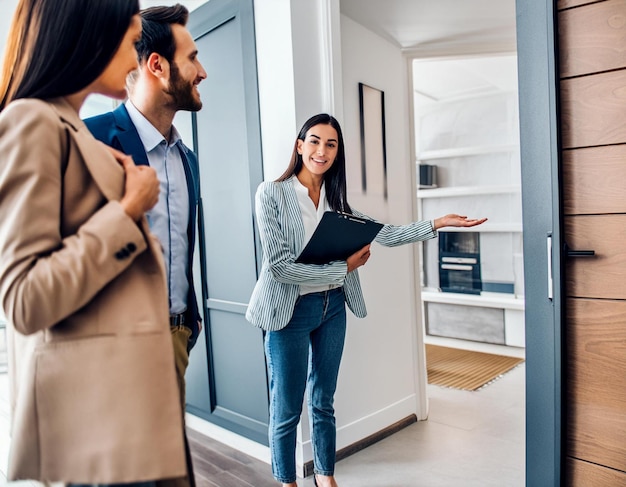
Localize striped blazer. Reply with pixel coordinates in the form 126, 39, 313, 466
245, 177, 438, 331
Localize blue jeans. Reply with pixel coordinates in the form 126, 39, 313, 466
265, 287, 347, 483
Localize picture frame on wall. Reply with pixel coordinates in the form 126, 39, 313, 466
358, 82, 388, 199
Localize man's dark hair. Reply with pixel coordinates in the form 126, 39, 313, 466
137, 4, 189, 65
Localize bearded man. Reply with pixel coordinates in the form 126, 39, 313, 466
85, 5, 207, 487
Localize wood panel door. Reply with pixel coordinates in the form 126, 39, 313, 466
558, 0, 626, 484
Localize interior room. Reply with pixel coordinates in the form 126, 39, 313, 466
0, 0, 525, 486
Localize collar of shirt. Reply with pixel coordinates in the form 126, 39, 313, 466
293, 175, 328, 218
125, 100, 182, 152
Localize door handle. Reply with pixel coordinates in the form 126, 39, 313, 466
547, 234, 553, 300
564, 243, 595, 257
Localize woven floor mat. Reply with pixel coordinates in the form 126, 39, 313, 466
425, 344, 524, 391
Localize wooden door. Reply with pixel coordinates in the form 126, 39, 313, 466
558, 0, 626, 483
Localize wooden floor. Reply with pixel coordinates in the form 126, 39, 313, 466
187, 428, 276, 487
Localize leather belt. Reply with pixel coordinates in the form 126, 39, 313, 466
170, 313, 186, 326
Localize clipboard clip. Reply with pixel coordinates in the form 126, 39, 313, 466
337, 211, 366, 224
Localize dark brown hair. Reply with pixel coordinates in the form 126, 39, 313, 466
136, 4, 189, 65
277, 113, 352, 214
0, 0, 140, 110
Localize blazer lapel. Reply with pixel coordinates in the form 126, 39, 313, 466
52, 98, 125, 202
112, 105, 150, 167
281, 178, 306, 254
74, 129, 125, 201
178, 146, 199, 204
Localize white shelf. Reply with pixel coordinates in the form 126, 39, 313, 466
436, 223, 523, 233
417, 144, 517, 161
422, 289, 525, 310
417, 184, 520, 198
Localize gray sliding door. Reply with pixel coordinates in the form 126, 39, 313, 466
516, 0, 562, 484
185, 0, 268, 445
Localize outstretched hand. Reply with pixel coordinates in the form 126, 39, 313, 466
433, 214, 488, 230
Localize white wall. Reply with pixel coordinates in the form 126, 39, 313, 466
253, 0, 298, 181
333, 13, 426, 447
0, 0, 19, 61
254, 0, 343, 182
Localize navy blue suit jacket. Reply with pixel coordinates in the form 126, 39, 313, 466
85, 104, 201, 350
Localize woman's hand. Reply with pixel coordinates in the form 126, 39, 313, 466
346, 244, 371, 273
106, 145, 160, 221
433, 214, 488, 230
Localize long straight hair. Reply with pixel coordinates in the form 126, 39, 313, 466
0, 0, 140, 111
277, 113, 352, 214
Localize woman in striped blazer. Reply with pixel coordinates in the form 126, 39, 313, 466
246, 114, 486, 487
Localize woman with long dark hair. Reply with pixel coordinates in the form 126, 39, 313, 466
0, 1, 187, 485
246, 113, 486, 487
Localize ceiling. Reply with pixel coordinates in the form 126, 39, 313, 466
139, 0, 519, 101
339, 0, 517, 54
338, 0, 519, 101
141, 0, 518, 55
412, 54, 518, 104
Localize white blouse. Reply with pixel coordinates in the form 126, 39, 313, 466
293, 176, 341, 295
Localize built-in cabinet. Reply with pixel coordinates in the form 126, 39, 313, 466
412, 55, 525, 347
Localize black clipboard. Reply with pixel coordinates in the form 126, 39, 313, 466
295, 211, 383, 265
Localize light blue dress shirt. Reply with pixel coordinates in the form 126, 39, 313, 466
125, 101, 189, 315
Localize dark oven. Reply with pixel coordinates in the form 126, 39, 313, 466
438, 232, 482, 295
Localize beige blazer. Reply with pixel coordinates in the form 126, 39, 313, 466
0, 98, 186, 483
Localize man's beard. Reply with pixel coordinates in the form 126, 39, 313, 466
166, 62, 202, 112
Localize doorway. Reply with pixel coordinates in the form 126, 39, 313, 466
406, 48, 527, 483
411, 54, 525, 355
